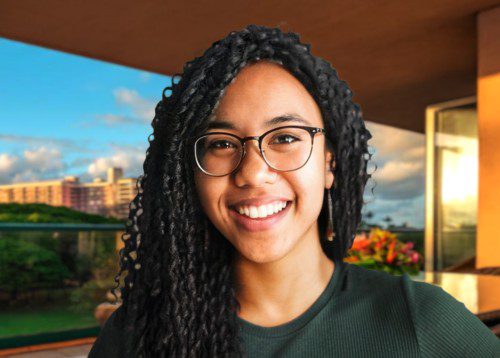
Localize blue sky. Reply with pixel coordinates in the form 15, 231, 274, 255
0, 37, 425, 228
0, 37, 171, 183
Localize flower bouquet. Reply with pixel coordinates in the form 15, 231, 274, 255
344, 227, 423, 276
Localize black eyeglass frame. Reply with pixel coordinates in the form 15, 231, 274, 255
189, 125, 327, 177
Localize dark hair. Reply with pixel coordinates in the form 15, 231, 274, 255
112, 24, 374, 357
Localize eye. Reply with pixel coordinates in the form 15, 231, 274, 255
270, 134, 300, 145
208, 140, 237, 150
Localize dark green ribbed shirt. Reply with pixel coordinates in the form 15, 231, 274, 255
89, 261, 500, 357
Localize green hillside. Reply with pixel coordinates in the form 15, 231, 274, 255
0, 203, 124, 224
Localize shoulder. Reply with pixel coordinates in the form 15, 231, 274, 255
341, 262, 413, 323
343, 263, 499, 356
88, 305, 128, 358
342, 261, 402, 293
399, 272, 500, 357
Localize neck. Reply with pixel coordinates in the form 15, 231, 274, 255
232, 226, 334, 327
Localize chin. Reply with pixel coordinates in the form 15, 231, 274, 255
240, 251, 286, 264
232, 235, 292, 264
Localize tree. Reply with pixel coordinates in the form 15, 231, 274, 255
382, 215, 393, 229
0, 237, 71, 302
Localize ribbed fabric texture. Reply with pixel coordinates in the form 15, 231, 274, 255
89, 260, 500, 357
239, 260, 500, 357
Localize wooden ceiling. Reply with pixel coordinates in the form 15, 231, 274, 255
2, 0, 499, 133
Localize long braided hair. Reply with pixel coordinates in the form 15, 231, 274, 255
111, 24, 374, 357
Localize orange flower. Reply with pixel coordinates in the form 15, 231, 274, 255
352, 234, 370, 251
346, 227, 421, 272
386, 241, 397, 264
345, 256, 359, 262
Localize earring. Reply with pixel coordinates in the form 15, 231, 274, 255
327, 192, 335, 242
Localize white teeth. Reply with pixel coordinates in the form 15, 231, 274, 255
234, 201, 289, 219
249, 206, 259, 218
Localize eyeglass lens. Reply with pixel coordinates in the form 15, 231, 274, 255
194, 127, 313, 176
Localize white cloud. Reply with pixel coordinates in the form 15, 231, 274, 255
0, 146, 65, 184
113, 88, 155, 123
85, 144, 145, 181
0, 141, 146, 185
0, 134, 87, 152
375, 160, 424, 183
366, 121, 425, 161
405, 146, 426, 160
364, 120, 425, 201
24, 147, 64, 171
357, 121, 427, 227
0, 153, 18, 172
82, 87, 157, 127
93, 114, 137, 125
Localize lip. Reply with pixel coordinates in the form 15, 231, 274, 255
228, 200, 292, 232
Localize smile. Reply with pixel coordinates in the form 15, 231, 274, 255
229, 201, 292, 232
234, 200, 288, 218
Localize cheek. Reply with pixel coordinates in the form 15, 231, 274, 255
300, 151, 325, 187
194, 175, 211, 212
293, 151, 326, 209
194, 174, 225, 221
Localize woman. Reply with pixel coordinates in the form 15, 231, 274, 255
89, 25, 500, 357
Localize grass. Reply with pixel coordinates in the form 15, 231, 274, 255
0, 306, 98, 338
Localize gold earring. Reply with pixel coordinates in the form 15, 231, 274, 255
327, 192, 335, 242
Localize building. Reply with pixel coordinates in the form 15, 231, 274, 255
0, 167, 138, 219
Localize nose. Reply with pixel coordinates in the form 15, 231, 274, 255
233, 140, 276, 187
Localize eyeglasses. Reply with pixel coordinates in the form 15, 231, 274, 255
190, 125, 326, 177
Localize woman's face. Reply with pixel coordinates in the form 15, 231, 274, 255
193, 61, 334, 264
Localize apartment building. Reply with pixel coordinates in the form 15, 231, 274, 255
0, 167, 138, 219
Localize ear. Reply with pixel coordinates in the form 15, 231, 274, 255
325, 146, 335, 190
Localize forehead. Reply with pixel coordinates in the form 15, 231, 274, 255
207, 61, 323, 131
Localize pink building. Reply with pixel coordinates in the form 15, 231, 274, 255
0, 167, 138, 219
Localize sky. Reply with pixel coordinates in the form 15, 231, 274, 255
0, 37, 425, 229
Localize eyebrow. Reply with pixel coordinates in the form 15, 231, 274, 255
206, 113, 312, 130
